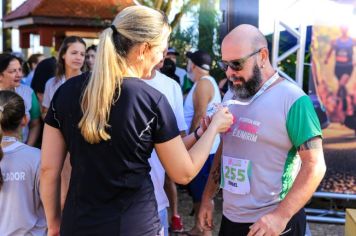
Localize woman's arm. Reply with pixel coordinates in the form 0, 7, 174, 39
40, 124, 67, 236
26, 118, 41, 146
155, 108, 232, 184
181, 116, 209, 150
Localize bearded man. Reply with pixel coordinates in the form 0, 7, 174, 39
198, 24, 326, 236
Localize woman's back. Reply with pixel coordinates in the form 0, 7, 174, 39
45, 73, 179, 235
0, 141, 46, 236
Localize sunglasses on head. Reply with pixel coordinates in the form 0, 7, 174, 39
218, 48, 264, 72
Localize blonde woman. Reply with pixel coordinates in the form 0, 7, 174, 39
40, 6, 233, 236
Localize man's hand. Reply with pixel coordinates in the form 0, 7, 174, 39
247, 211, 289, 236
198, 198, 215, 231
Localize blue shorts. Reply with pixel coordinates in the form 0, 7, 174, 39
188, 153, 215, 202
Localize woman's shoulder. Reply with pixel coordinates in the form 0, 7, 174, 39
44, 77, 56, 87
123, 77, 165, 99
58, 73, 89, 94
15, 84, 34, 97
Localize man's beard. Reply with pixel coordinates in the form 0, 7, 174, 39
228, 63, 262, 99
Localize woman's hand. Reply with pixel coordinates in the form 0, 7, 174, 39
196, 116, 211, 137
209, 107, 233, 133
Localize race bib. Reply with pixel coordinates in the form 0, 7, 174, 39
220, 155, 251, 195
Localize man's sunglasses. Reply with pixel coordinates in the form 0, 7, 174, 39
218, 48, 264, 72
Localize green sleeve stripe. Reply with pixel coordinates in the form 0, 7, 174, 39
30, 92, 41, 120
286, 95, 322, 148
280, 147, 297, 200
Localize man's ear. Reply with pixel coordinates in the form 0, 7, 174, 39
260, 47, 269, 65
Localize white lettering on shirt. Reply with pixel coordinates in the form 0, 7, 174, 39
232, 117, 260, 142
2, 172, 26, 181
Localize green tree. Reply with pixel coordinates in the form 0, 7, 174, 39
198, 0, 215, 52
198, 0, 224, 80
139, 0, 224, 80
137, 0, 199, 29
169, 23, 198, 68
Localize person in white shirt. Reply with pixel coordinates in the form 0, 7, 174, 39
0, 90, 46, 236
166, 47, 187, 88
144, 59, 187, 235
145, 56, 220, 235
184, 50, 221, 236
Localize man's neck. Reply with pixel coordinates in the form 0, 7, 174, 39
257, 69, 278, 90
194, 71, 209, 82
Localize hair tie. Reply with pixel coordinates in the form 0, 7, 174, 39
110, 25, 118, 35
110, 25, 125, 56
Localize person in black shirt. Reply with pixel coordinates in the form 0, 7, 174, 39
30, 56, 56, 105
160, 58, 180, 85
40, 5, 233, 236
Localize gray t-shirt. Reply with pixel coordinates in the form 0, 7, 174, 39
0, 142, 46, 235
221, 79, 322, 223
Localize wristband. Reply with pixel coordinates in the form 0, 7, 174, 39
194, 127, 201, 140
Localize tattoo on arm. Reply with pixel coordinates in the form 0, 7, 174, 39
297, 137, 322, 151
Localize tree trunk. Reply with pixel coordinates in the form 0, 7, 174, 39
2, 0, 12, 51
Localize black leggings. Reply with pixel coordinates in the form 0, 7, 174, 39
219, 208, 306, 236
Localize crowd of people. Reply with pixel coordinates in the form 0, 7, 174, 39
0, 5, 326, 236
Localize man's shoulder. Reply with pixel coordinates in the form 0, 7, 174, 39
196, 75, 216, 89
276, 79, 305, 98
271, 79, 309, 112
